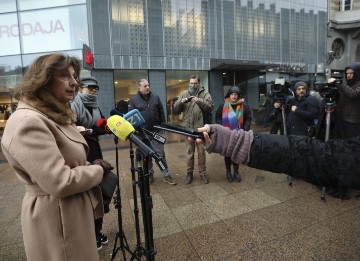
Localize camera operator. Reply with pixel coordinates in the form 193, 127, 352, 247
328, 62, 360, 139
326, 62, 360, 199
273, 82, 319, 136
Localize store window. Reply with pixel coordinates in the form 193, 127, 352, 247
165, 71, 208, 124
113, 70, 148, 113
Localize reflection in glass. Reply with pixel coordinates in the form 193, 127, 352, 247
17, 0, 85, 11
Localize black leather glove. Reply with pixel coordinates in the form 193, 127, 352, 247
92, 159, 114, 175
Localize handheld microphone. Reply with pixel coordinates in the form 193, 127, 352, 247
124, 109, 167, 144
96, 118, 112, 134
110, 109, 124, 116
123, 109, 145, 128
153, 123, 204, 139
107, 115, 155, 156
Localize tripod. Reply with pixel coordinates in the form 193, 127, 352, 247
111, 136, 134, 260
111, 137, 157, 261
317, 101, 335, 201
277, 102, 295, 186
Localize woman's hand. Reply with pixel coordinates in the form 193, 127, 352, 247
92, 159, 114, 175
187, 125, 212, 149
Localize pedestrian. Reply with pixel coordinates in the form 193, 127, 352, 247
71, 76, 112, 251
215, 86, 252, 182
128, 79, 177, 185
173, 74, 214, 184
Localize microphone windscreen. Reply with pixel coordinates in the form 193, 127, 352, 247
97, 118, 107, 129
123, 109, 145, 128
107, 115, 135, 141
110, 109, 123, 116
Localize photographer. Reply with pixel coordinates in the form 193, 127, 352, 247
273, 82, 319, 136
325, 62, 360, 199
194, 125, 360, 194
329, 62, 360, 139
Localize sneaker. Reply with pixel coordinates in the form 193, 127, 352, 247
163, 175, 177, 185
97, 233, 109, 245
200, 174, 209, 184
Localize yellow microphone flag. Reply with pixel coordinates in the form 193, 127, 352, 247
107, 115, 135, 141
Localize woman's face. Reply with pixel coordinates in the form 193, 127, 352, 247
230, 92, 239, 102
48, 66, 78, 103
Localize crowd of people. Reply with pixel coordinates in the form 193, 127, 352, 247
1, 51, 359, 260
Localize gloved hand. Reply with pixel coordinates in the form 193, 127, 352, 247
92, 159, 114, 175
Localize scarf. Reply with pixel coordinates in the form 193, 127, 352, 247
222, 97, 244, 130
71, 93, 101, 128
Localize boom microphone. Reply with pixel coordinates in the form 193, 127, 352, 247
107, 115, 155, 156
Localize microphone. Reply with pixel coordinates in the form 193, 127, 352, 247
107, 115, 155, 156
124, 109, 166, 144
123, 109, 145, 128
110, 109, 124, 116
153, 123, 204, 139
97, 118, 112, 134
107, 115, 167, 171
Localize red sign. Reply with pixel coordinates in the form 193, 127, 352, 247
82, 44, 93, 70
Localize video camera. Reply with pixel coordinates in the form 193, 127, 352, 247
314, 79, 342, 102
271, 77, 291, 101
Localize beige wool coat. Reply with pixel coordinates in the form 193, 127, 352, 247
1, 101, 104, 261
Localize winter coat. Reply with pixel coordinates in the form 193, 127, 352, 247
206, 124, 360, 190
336, 80, 360, 124
128, 91, 166, 132
215, 101, 252, 131
173, 86, 213, 129
1, 101, 104, 261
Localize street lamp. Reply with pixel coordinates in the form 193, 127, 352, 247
326, 50, 335, 65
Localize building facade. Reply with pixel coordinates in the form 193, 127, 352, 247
0, 0, 328, 126
326, 0, 360, 79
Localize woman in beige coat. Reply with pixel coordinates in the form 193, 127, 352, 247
1, 54, 113, 261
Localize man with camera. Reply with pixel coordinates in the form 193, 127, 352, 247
272, 81, 319, 136
328, 62, 360, 140
325, 62, 360, 199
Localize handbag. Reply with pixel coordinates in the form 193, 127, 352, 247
99, 171, 118, 205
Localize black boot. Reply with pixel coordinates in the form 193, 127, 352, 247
224, 157, 233, 183
233, 164, 242, 182
186, 171, 193, 184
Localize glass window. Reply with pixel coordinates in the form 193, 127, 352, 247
113, 70, 148, 113
165, 71, 208, 124
0, 0, 16, 13
0, 13, 21, 56
18, 5, 88, 54
17, 0, 85, 11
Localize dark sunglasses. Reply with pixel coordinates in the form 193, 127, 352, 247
81, 85, 99, 91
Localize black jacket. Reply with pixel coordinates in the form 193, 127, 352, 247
128, 91, 166, 132
248, 133, 360, 189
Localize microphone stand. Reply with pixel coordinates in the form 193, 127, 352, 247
111, 136, 134, 261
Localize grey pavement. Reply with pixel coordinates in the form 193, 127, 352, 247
1, 124, 360, 260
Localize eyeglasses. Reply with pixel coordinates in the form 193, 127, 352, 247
81, 85, 99, 91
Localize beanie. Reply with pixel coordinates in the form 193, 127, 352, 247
293, 81, 307, 91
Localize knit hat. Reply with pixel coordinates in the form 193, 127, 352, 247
225, 86, 241, 98
80, 76, 100, 88
293, 81, 307, 91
